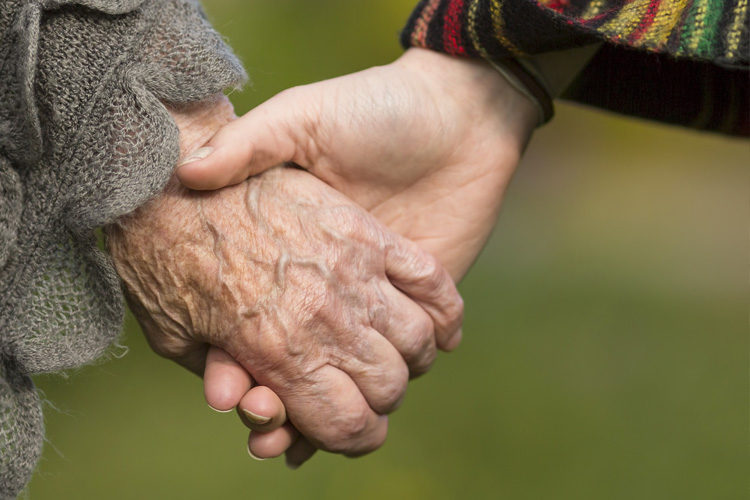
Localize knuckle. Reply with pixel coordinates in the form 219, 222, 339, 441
322, 205, 379, 247
417, 252, 443, 286
443, 293, 465, 328
371, 363, 409, 414
324, 406, 373, 453
429, 287, 465, 339
408, 345, 437, 378
341, 409, 370, 439
400, 319, 437, 376
407, 316, 436, 354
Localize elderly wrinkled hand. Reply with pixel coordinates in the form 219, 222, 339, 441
105, 96, 463, 460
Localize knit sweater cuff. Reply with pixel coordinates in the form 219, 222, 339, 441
401, 0, 749, 135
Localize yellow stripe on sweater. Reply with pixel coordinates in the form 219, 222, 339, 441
468, 0, 491, 57
635, 0, 691, 48
599, 0, 653, 40
582, 0, 607, 20
725, 0, 748, 59
490, 0, 524, 55
687, 0, 711, 53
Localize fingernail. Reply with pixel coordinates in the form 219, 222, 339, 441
207, 403, 233, 414
242, 408, 271, 425
247, 443, 267, 461
178, 146, 213, 166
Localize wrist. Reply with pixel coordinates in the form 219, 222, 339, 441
397, 48, 538, 155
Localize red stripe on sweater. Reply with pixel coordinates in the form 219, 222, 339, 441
443, 0, 467, 55
545, 0, 571, 14
629, 0, 662, 42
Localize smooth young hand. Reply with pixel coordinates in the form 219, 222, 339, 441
177, 48, 539, 281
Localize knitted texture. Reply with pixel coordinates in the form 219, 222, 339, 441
402, 0, 749, 134
0, 0, 246, 497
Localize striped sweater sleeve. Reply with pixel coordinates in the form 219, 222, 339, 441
401, 0, 749, 135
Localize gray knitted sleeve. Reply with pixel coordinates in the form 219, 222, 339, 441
0, 1, 247, 497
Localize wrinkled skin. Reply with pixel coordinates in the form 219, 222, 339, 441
104, 96, 463, 457
174, 48, 540, 466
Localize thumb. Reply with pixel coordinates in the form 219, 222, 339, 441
203, 345, 253, 412
176, 90, 313, 190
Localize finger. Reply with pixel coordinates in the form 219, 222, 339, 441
286, 364, 390, 456
236, 385, 287, 432
384, 236, 464, 352
373, 282, 437, 378
332, 327, 410, 415
175, 87, 315, 190
248, 423, 301, 460
285, 437, 318, 470
203, 345, 253, 412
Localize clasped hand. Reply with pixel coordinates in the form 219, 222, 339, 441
108, 48, 537, 468
105, 91, 463, 466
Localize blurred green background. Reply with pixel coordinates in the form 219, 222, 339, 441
27, 1, 747, 499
